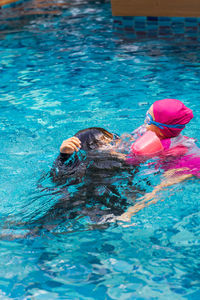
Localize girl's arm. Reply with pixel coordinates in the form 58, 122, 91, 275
118, 169, 193, 222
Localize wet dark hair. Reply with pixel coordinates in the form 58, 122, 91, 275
75, 127, 114, 151
50, 127, 118, 183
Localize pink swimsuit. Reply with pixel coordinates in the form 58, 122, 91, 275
159, 135, 200, 178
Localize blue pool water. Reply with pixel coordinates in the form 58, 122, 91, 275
0, 0, 200, 299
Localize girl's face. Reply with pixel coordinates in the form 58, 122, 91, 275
146, 105, 165, 139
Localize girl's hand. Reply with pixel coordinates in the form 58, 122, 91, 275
60, 137, 81, 154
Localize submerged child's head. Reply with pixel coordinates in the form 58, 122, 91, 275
75, 127, 117, 151
145, 99, 193, 139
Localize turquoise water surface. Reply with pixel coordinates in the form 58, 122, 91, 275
0, 0, 200, 299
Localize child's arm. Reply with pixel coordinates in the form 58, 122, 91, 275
50, 137, 82, 183
118, 169, 193, 222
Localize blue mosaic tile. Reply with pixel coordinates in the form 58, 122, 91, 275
126, 33, 137, 38
148, 20, 158, 25
147, 29, 158, 36
114, 16, 121, 21
147, 23, 158, 29
159, 26, 172, 34
136, 32, 146, 37
114, 19, 122, 25
115, 27, 124, 32
185, 22, 198, 26
173, 33, 185, 39
185, 32, 198, 37
172, 28, 185, 34
186, 26, 198, 30
158, 21, 171, 26
147, 20, 158, 27
159, 32, 171, 36
185, 17, 197, 22
158, 17, 171, 22
113, 16, 200, 39
187, 37, 198, 40
135, 16, 147, 22
148, 32, 158, 37
171, 22, 184, 27
171, 17, 185, 22
124, 26, 135, 32
185, 19, 198, 27
147, 16, 158, 21
134, 21, 146, 29
122, 16, 133, 20
123, 20, 134, 27
185, 22, 198, 28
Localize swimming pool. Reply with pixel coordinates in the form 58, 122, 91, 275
0, 0, 200, 299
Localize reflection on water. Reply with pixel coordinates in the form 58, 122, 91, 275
0, 0, 108, 34
0, 0, 200, 298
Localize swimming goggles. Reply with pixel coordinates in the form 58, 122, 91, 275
145, 113, 185, 130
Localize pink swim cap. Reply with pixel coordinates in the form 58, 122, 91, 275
153, 99, 193, 138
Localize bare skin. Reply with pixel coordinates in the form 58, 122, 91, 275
60, 137, 81, 154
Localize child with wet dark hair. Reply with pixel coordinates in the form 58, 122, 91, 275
48, 127, 140, 225
51, 127, 126, 184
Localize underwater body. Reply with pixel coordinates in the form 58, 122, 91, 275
0, 0, 200, 298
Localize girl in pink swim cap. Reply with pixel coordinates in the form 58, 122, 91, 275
145, 98, 193, 139
119, 99, 200, 222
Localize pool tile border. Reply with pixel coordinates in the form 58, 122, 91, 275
113, 16, 200, 39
